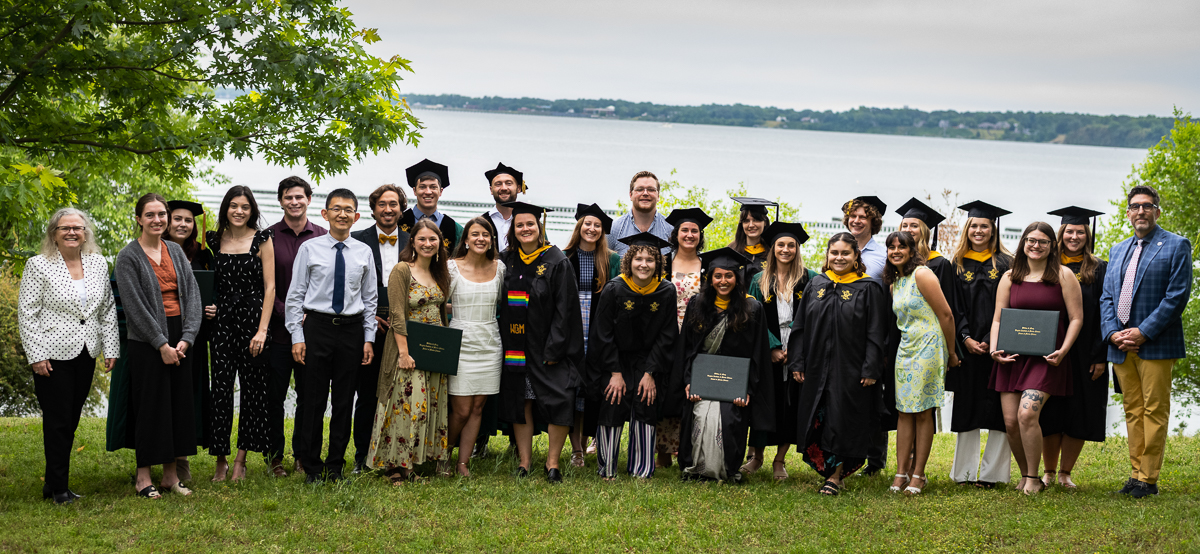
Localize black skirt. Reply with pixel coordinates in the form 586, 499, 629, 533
127, 315, 197, 467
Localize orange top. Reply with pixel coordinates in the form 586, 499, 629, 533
147, 242, 181, 317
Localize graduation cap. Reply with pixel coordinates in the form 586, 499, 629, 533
896, 197, 947, 250
167, 200, 207, 250
405, 159, 450, 189
485, 163, 526, 192
502, 201, 552, 217
731, 197, 779, 221
958, 200, 1012, 250
575, 203, 613, 234
665, 207, 714, 231
618, 231, 672, 250
844, 195, 887, 217
1048, 206, 1105, 251
699, 247, 752, 280
761, 222, 810, 248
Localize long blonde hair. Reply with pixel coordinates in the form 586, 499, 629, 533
906, 219, 932, 260
952, 217, 1013, 273
41, 207, 101, 258
564, 216, 613, 293
760, 234, 806, 299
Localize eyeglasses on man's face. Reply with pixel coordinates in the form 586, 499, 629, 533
1127, 203, 1159, 213
326, 206, 357, 215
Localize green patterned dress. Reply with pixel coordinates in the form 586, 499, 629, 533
892, 269, 946, 413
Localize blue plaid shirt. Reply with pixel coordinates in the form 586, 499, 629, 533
607, 211, 673, 256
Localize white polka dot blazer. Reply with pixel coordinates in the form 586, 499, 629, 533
18, 252, 120, 365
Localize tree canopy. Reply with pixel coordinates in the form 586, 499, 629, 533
0, 0, 421, 261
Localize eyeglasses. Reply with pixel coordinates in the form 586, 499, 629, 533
57, 226, 85, 233
326, 206, 356, 215
1025, 238, 1052, 247
1128, 203, 1159, 213
632, 187, 659, 194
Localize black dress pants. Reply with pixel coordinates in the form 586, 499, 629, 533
33, 350, 95, 495
297, 313, 363, 478
265, 340, 305, 463
353, 325, 385, 464
127, 316, 196, 468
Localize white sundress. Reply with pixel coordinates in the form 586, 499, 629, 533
447, 260, 505, 396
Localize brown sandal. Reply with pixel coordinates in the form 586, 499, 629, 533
772, 460, 788, 481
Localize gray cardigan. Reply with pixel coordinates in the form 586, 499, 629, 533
115, 239, 202, 349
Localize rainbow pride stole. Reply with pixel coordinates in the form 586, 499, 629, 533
507, 291, 529, 307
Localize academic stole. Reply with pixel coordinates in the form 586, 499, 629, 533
504, 259, 536, 371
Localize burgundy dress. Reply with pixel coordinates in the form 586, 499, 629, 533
989, 280, 1072, 396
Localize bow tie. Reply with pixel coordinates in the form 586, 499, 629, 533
379, 234, 397, 245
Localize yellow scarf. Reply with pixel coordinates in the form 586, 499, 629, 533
620, 274, 661, 296
713, 294, 753, 311
825, 270, 868, 284
1061, 253, 1085, 264
963, 249, 993, 262
928, 250, 943, 260
744, 244, 765, 255
519, 244, 551, 265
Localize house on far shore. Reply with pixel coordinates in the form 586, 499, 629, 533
584, 106, 617, 117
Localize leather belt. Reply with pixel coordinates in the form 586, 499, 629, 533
304, 310, 364, 326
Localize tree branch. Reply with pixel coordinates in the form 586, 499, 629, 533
57, 65, 210, 82
0, 17, 76, 108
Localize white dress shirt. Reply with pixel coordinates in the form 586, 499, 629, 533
488, 208, 513, 251
284, 234, 378, 343
377, 225, 400, 289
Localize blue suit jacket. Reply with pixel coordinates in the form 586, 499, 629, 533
1099, 225, 1193, 363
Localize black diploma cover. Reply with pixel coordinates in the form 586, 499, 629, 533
193, 270, 215, 307
689, 353, 750, 403
997, 308, 1058, 356
406, 321, 463, 376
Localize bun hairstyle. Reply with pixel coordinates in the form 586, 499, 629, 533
453, 216, 499, 261
821, 232, 866, 276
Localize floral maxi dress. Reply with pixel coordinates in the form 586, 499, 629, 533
892, 270, 946, 413
367, 277, 450, 470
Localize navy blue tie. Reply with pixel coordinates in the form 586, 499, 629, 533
332, 242, 346, 314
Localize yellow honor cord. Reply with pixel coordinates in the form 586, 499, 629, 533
824, 269, 868, 284
519, 244, 552, 265
620, 274, 661, 296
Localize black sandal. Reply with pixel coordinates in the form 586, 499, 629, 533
1058, 470, 1078, 489
1022, 474, 1046, 496
819, 480, 841, 496
137, 485, 161, 499
973, 481, 996, 489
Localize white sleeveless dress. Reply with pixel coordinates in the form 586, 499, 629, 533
447, 260, 505, 396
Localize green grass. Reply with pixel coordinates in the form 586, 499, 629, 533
1, 418, 1197, 553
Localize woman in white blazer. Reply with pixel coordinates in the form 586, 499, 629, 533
18, 208, 119, 505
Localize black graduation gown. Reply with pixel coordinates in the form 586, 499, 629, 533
788, 274, 888, 459
586, 278, 677, 426
399, 209, 461, 252
497, 246, 584, 427
1040, 259, 1109, 441
672, 299, 774, 475
947, 254, 1011, 432
736, 245, 770, 282
747, 270, 815, 447
189, 248, 216, 450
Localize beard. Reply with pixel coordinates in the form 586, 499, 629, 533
493, 191, 516, 205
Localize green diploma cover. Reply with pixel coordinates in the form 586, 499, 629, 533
689, 354, 750, 403
997, 308, 1058, 357
406, 321, 463, 376
192, 270, 215, 307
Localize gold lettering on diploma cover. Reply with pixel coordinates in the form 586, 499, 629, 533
1015, 326, 1041, 337
707, 371, 732, 383
419, 342, 444, 353
510, 323, 525, 335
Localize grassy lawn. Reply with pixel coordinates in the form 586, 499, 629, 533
0, 417, 1197, 553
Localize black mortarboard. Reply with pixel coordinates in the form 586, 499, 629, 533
847, 195, 887, 216
958, 200, 1011, 220
502, 201, 552, 217
665, 207, 714, 231
405, 159, 450, 189
761, 222, 810, 247
896, 197, 947, 250
574, 203, 613, 234
1049, 206, 1105, 251
699, 247, 752, 280
618, 232, 672, 249
167, 200, 204, 217
731, 196, 779, 220
485, 163, 526, 192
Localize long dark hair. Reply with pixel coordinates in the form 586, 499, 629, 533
215, 185, 262, 241
401, 219, 452, 295
687, 268, 752, 333
883, 231, 925, 287
821, 232, 866, 276
505, 212, 547, 253
1056, 223, 1100, 284
669, 223, 705, 253
1010, 221, 1061, 285
729, 210, 769, 253
453, 216, 498, 261
134, 193, 168, 233
167, 206, 202, 261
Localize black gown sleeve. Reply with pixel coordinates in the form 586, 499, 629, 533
585, 282, 620, 396
1090, 261, 1109, 365
746, 301, 776, 431
860, 281, 889, 381
785, 280, 814, 376
542, 258, 582, 364
644, 286, 679, 376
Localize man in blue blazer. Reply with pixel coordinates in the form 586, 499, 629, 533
1099, 184, 1193, 499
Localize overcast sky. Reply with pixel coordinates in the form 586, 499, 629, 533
349, 0, 1199, 116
